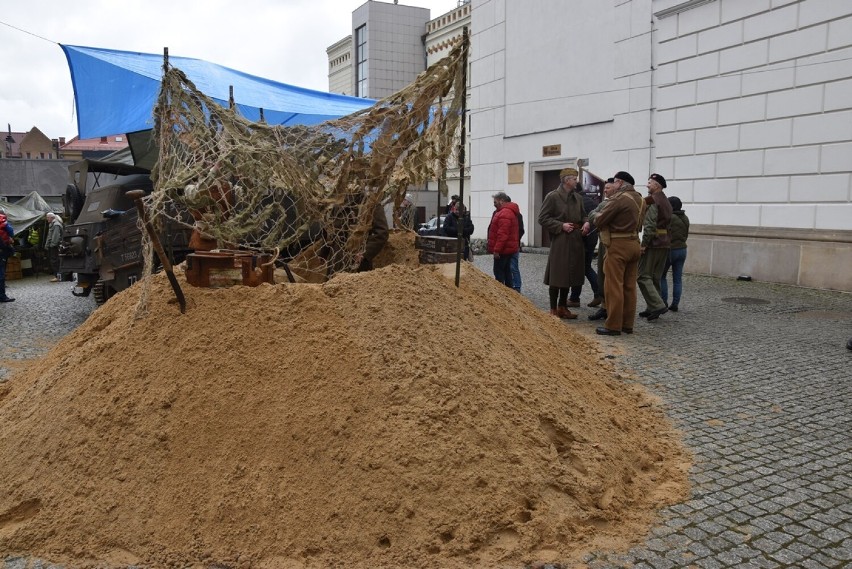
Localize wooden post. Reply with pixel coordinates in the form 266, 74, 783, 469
454, 27, 469, 288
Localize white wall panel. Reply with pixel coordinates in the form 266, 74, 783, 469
678, 0, 721, 36
824, 78, 852, 111
718, 94, 767, 125
761, 204, 816, 229
766, 85, 823, 119
737, 176, 789, 202
658, 35, 698, 64
677, 52, 721, 82
714, 203, 761, 226
799, 0, 852, 27
820, 141, 852, 173
717, 149, 765, 177
827, 15, 852, 50
719, 40, 769, 74
687, 203, 714, 224
657, 130, 696, 157
675, 153, 717, 179
764, 146, 821, 175
743, 4, 797, 42
697, 21, 743, 54
657, 82, 697, 110
696, 74, 742, 103
768, 24, 828, 63
677, 102, 719, 129
739, 119, 793, 149
720, 0, 770, 24
695, 125, 740, 154
792, 111, 852, 146
795, 47, 852, 87
815, 204, 852, 230
790, 173, 850, 202
741, 64, 796, 95
695, 178, 737, 202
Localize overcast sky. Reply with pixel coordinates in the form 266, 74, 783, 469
0, 0, 460, 141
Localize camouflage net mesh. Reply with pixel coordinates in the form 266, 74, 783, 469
137, 37, 466, 307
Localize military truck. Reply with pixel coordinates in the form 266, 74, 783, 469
59, 159, 193, 305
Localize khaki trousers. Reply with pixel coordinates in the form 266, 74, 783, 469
638, 247, 669, 311
602, 238, 641, 332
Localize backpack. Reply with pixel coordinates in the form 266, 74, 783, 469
516, 212, 525, 240
0, 214, 13, 248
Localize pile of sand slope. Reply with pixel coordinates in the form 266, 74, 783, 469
0, 259, 689, 568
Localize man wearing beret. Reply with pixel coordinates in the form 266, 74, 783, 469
538, 167, 587, 319
637, 173, 673, 321
590, 171, 644, 335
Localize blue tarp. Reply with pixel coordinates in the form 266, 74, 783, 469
61, 45, 375, 139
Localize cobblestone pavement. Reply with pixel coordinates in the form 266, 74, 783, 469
475, 252, 852, 569
0, 275, 93, 381
3, 258, 851, 568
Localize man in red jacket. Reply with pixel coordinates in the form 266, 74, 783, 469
487, 192, 520, 288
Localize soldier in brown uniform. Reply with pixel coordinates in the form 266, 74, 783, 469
592, 171, 645, 335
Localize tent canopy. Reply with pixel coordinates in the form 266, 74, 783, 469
2, 191, 56, 233
61, 45, 375, 140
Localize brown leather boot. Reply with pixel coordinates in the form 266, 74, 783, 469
549, 308, 559, 317
588, 296, 603, 307
557, 306, 578, 319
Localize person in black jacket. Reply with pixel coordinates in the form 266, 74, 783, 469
443, 201, 474, 260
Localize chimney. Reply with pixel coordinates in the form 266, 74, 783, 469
59, 137, 66, 146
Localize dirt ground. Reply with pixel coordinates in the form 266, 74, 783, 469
0, 233, 690, 568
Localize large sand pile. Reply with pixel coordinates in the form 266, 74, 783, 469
0, 250, 689, 568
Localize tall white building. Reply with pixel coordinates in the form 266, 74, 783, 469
469, 0, 852, 291
328, 1, 472, 219
331, 1, 432, 100
327, 0, 851, 291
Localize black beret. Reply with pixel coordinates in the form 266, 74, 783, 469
614, 171, 634, 185
649, 173, 667, 188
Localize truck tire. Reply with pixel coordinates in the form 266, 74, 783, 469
65, 184, 85, 222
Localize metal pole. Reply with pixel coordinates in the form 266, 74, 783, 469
454, 27, 469, 288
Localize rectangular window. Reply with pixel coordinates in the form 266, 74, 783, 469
355, 24, 368, 98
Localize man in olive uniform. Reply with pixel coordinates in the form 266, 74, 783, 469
538, 167, 587, 319
583, 177, 616, 321
637, 173, 672, 321
591, 171, 644, 335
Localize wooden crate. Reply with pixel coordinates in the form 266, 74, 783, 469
184, 250, 274, 288
418, 250, 460, 265
414, 235, 460, 253
5, 255, 22, 280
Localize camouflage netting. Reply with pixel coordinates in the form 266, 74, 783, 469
139, 36, 467, 296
